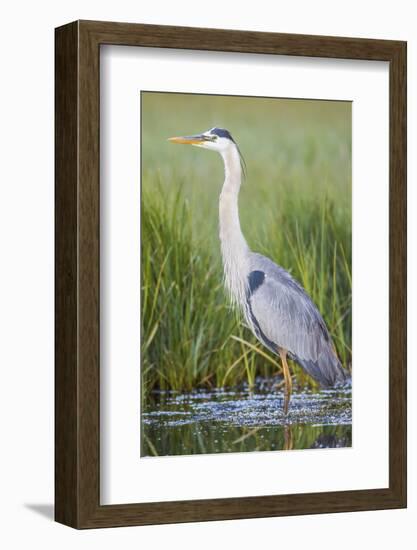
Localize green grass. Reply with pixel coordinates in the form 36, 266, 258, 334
141, 92, 351, 403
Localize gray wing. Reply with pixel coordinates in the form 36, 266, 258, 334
246, 253, 346, 387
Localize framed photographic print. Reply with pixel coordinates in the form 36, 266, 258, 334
55, 20, 407, 528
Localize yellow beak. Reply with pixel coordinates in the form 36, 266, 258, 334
168, 134, 205, 145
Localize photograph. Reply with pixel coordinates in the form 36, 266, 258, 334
140, 91, 352, 457
0, 0, 409, 541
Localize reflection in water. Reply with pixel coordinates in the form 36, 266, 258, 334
141, 384, 352, 457
284, 425, 293, 451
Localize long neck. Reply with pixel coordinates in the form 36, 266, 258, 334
219, 146, 250, 306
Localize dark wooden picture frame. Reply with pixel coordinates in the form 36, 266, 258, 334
55, 20, 407, 529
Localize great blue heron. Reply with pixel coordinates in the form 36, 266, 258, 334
169, 127, 347, 414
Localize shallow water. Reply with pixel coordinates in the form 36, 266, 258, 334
141, 383, 352, 456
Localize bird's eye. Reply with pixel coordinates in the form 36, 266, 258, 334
204, 135, 217, 142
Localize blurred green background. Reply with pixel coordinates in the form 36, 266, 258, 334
141, 91, 351, 403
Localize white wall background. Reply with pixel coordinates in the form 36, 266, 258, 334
0, 1, 415, 548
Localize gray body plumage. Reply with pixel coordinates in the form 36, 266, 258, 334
244, 252, 346, 387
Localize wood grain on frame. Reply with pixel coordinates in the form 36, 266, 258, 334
55, 20, 407, 529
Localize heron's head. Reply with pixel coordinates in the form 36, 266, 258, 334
168, 127, 236, 153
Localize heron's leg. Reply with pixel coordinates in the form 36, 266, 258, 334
279, 348, 292, 415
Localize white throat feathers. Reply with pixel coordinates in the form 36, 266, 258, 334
218, 145, 250, 309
